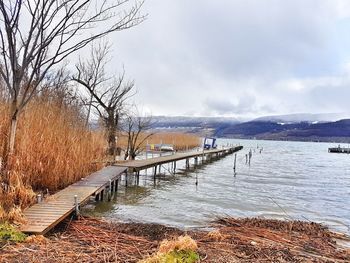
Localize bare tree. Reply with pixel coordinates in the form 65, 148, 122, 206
73, 42, 134, 159
0, 0, 145, 170
123, 112, 153, 160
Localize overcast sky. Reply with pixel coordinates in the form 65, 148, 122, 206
108, 0, 350, 118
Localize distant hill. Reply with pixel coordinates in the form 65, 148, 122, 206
151, 116, 239, 136
150, 115, 350, 143
215, 119, 350, 142
253, 113, 349, 123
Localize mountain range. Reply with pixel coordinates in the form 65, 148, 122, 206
151, 113, 350, 143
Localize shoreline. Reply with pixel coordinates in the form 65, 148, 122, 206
2, 216, 350, 262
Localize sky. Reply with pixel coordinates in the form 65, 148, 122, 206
107, 0, 350, 118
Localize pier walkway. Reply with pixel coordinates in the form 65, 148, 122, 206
115, 146, 243, 174
21, 166, 127, 234
21, 146, 242, 235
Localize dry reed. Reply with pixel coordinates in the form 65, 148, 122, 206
118, 132, 202, 152
0, 92, 200, 218
158, 235, 198, 254
0, 97, 106, 215
2, 216, 350, 262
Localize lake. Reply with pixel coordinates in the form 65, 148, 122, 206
87, 139, 350, 234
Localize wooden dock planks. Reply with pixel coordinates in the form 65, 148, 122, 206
115, 146, 242, 171
21, 166, 127, 235
21, 147, 242, 235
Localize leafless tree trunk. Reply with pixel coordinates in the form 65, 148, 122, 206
123, 113, 153, 160
85, 93, 94, 127
0, 0, 145, 181
73, 42, 134, 160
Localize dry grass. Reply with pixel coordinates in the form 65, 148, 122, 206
0, 91, 200, 218
158, 235, 198, 254
2, 217, 350, 263
140, 235, 199, 263
118, 132, 202, 152
0, 97, 106, 215
207, 230, 229, 241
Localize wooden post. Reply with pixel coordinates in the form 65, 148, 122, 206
111, 180, 114, 192
233, 153, 237, 176
95, 193, 100, 202
74, 195, 79, 216
108, 179, 112, 201
248, 149, 252, 166
173, 161, 176, 174
100, 190, 104, 201
153, 165, 157, 185
37, 194, 42, 203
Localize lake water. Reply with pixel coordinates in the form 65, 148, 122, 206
88, 139, 350, 234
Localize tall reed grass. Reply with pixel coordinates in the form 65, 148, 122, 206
0, 96, 105, 216
0, 91, 201, 221
117, 132, 202, 152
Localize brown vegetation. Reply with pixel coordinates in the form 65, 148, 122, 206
0, 0, 145, 220
118, 132, 202, 152
1, 216, 349, 262
0, 93, 200, 219
0, 97, 105, 216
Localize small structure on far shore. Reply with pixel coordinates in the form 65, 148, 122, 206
328, 145, 350, 153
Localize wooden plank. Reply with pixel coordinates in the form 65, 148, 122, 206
21, 166, 127, 234
21, 148, 241, 235
115, 147, 242, 170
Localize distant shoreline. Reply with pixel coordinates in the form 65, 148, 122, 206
218, 136, 350, 144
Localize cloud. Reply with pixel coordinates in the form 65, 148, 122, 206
105, 0, 350, 118
204, 95, 255, 115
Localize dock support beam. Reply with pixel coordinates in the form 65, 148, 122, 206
136, 170, 140, 185
153, 165, 157, 184
100, 190, 104, 201
107, 179, 112, 201
74, 195, 79, 217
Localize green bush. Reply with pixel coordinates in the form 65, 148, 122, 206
0, 223, 26, 243
140, 249, 199, 263
163, 250, 199, 263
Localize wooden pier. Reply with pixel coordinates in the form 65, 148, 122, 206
115, 146, 243, 174
21, 146, 242, 235
21, 166, 127, 235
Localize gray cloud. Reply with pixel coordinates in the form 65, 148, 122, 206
105, 0, 350, 118
204, 94, 275, 116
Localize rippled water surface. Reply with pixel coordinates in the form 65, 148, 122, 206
89, 139, 350, 234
